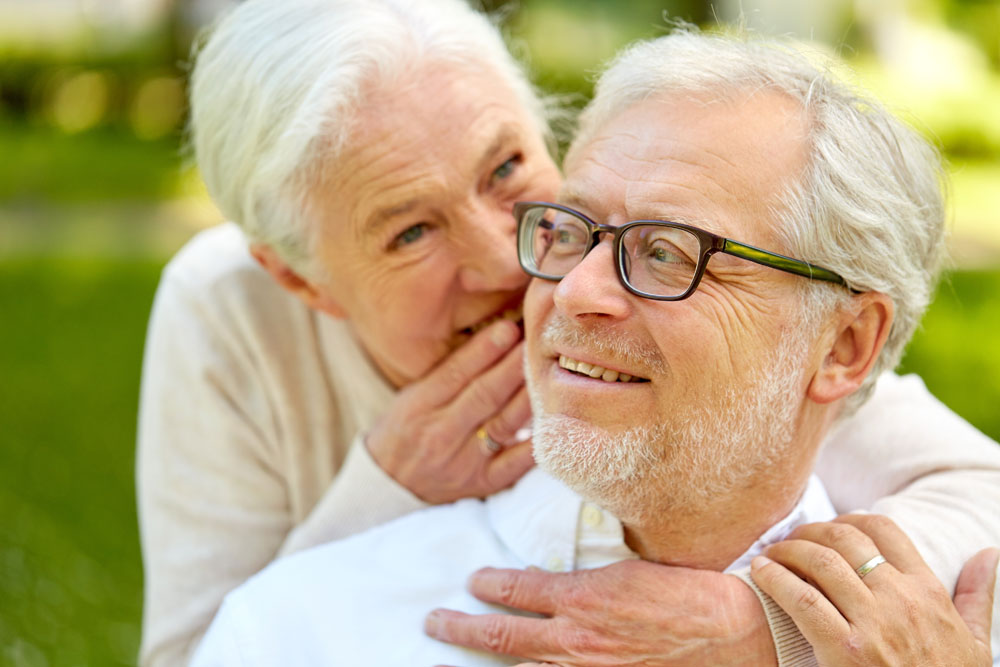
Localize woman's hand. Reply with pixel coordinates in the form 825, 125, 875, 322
365, 319, 535, 504
751, 514, 998, 666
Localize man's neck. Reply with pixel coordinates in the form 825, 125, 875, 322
620, 474, 808, 571
619, 403, 837, 570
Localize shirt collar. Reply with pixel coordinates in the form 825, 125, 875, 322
486, 468, 583, 570
485, 468, 835, 573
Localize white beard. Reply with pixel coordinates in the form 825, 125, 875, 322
528, 327, 811, 522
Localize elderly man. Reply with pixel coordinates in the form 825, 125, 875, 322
189, 27, 999, 667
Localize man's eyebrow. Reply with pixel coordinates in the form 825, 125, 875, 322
557, 185, 723, 234
556, 185, 589, 210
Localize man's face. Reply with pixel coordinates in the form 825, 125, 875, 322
309, 63, 561, 388
524, 90, 825, 516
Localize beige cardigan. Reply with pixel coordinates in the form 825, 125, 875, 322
137, 223, 1000, 666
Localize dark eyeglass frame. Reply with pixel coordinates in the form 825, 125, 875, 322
514, 201, 857, 301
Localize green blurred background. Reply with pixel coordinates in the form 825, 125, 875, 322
1, 0, 998, 664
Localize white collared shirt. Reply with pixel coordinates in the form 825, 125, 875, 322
192, 468, 834, 666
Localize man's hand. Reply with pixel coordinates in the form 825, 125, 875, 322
424, 559, 778, 666
366, 320, 534, 504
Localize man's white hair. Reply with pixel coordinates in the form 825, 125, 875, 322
570, 27, 947, 413
189, 0, 551, 278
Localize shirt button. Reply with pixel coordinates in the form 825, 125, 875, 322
546, 555, 565, 572
582, 504, 603, 528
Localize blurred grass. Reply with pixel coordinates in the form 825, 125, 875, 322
0, 257, 162, 666
0, 254, 997, 666
898, 270, 1000, 436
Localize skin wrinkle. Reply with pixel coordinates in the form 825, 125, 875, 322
334, 81, 527, 247
541, 314, 668, 379
525, 89, 831, 571
567, 153, 762, 241
304, 61, 560, 387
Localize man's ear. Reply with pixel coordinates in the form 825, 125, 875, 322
807, 292, 894, 404
249, 243, 347, 319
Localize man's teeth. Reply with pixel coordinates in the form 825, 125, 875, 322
469, 308, 522, 334
558, 355, 641, 383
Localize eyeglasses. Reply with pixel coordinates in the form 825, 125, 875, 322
514, 202, 855, 301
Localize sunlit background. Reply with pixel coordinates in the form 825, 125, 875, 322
1, 0, 998, 664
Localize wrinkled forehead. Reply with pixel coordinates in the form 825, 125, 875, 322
560, 89, 809, 240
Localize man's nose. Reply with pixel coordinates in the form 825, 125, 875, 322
552, 239, 631, 321
456, 206, 525, 292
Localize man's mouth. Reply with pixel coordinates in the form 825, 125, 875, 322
557, 355, 649, 383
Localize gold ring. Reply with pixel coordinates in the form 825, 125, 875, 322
476, 427, 502, 453
855, 554, 887, 579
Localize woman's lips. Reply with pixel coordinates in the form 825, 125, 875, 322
464, 306, 523, 335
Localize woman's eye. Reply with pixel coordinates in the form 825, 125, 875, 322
391, 223, 428, 250
490, 154, 521, 184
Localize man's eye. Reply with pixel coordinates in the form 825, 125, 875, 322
490, 155, 521, 184
651, 246, 680, 263
391, 223, 428, 250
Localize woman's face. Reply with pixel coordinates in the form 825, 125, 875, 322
308, 63, 562, 387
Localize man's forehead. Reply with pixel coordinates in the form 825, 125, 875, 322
559, 91, 808, 237
556, 183, 726, 235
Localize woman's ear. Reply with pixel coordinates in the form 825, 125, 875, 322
807, 292, 894, 404
249, 244, 347, 319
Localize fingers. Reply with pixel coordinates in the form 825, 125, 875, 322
419, 320, 522, 408
483, 387, 532, 446
763, 537, 878, 625
784, 520, 887, 575
750, 555, 850, 649
830, 514, 928, 576
444, 341, 525, 437
465, 567, 561, 615
424, 608, 556, 658
953, 547, 1000, 649
482, 441, 535, 492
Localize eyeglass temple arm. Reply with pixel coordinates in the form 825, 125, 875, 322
721, 239, 855, 290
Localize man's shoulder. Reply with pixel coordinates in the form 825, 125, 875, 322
198, 498, 516, 665
243, 497, 499, 600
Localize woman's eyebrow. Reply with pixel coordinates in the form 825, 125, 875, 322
475, 124, 520, 176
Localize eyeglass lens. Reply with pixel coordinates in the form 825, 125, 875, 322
522, 205, 702, 298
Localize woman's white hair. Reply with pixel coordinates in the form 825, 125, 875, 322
571, 27, 947, 413
189, 0, 550, 278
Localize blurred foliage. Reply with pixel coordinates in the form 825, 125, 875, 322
0, 122, 185, 203
0, 32, 187, 137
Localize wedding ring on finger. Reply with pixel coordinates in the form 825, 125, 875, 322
855, 554, 887, 579
476, 427, 502, 455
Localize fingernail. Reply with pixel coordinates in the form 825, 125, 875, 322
751, 555, 773, 571
489, 320, 517, 347
424, 611, 440, 635
526, 565, 543, 572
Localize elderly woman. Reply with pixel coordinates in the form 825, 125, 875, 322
137, 0, 1000, 665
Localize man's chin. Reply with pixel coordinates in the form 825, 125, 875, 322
532, 412, 661, 506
